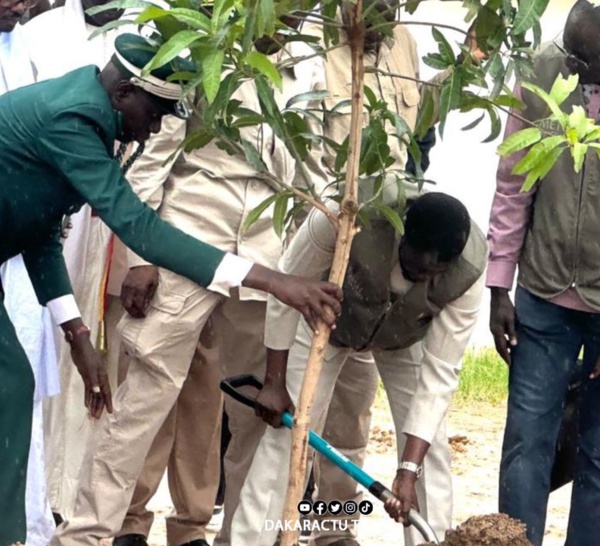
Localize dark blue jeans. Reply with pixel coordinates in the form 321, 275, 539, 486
499, 287, 600, 546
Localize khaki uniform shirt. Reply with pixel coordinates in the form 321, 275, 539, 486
127, 42, 328, 301
319, 23, 421, 176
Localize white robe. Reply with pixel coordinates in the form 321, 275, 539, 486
21, 0, 120, 518
0, 23, 58, 546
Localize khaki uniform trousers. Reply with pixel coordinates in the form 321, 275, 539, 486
52, 268, 225, 546
230, 320, 452, 546
117, 329, 222, 545
117, 293, 268, 546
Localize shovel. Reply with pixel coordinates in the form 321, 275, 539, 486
221, 374, 440, 544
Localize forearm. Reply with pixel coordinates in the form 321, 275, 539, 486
265, 348, 290, 386
242, 264, 282, 295
400, 434, 430, 467
487, 85, 535, 290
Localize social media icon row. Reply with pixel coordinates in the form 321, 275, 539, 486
297, 500, 373, 516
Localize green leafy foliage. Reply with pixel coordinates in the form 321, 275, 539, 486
497, 74, 600, 191
106, 0, 559, 232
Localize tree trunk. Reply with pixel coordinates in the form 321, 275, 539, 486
279, 3, 366, 545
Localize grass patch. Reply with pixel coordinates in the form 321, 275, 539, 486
454, 347, 508, 406
373, 347, 509, 411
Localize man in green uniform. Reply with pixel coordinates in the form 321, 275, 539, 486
0, 33, 341, 546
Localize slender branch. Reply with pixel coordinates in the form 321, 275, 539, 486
277, 40, 349, 70
365, 67, 441, 87
401, 20, 469, 35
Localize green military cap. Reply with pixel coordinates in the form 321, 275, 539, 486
112, 33, 196, 119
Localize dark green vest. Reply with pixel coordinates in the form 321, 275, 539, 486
329, 219, 487, 351
517, 43, 600, 309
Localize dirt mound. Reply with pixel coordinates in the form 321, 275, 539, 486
369, 425, 395, 453
448, 434, 470, 455
420, 514, 531, 546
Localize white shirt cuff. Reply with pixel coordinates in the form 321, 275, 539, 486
207, 253, 255, 297
47, 294, 81, 325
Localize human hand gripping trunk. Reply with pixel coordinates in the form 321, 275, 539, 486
490, 287, 518, 365
242, 264, 342, 331
61, 317, 113, 419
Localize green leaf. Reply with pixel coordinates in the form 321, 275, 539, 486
364, 85, 378, 109
438, 68, 462, 137
255, 76, 286, 140
584, 127, 600, 143
462, 112, 485, 131
241, 138, 267, 173
512, 0, 550, 35
497, 127, 542, 156
423, 53, 452, 71
432, 27, 456, 64
483, 106, 502, 143
377, 205, 405, 235
286, 90, 330, 109
245, 51, 282, 91
571, 142, 587, 173
522, 81, 568, 127
135, 5, 169, 23
256, 0, 275, 38
476, 6, 504, 53
169, 8, 212, 30
549, 73, 579, 107
569, 105, 589, 141
202, 48, 224, 104
414, 87, 435, 139
512, 135, 567, 175
85, 0, 150, 15
273, 193, 290, 238
182, 126, 215, 152
242, 194, 278, 232
144, 30, 201, 73
521, 144, 565, 191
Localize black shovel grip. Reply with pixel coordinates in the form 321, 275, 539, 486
220, 374, 264, 409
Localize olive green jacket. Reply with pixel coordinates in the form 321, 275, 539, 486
0, 66, 225, 305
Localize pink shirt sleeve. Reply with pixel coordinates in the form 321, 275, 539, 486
486, 85, 538, 290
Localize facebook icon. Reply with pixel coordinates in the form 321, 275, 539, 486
314, 500, 327, 516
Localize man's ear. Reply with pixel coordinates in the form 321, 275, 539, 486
114, 80, 136, 102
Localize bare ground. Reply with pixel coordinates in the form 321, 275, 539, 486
134, 402, 570, 546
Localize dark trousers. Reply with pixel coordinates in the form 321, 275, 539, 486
499, 287, 600, 546
0, 287, 35, 545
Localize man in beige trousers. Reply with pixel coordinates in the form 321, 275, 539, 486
51, 30, 329, 546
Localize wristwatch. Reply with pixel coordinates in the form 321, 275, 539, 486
398, 461, 423, 479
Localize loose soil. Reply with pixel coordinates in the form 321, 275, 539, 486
420, 514, 531, 546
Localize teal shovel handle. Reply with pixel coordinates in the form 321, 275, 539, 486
220, 375, 440, 544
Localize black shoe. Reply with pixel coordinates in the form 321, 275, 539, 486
113, 534, 149, 546
52, 512, 64, 526
178, 540, 210, 546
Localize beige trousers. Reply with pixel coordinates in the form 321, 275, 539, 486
230, 320, 452, 546
118, 290, 268, 546
52, 268, 225, 546
117, 330, 223, 546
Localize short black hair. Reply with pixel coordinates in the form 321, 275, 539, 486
404, 192, 471, 262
